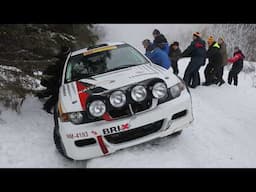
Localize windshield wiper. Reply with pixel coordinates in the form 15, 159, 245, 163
105, 64, 138, 73
71, 74, 94, 82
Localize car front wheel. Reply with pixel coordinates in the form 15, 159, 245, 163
53, 104, 73, 160
170, 130, 183, 137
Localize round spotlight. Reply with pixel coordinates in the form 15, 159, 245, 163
152, 82, 167, 99
131, 85, 147, 102
110, 90, 126, 108
89, 100, 106, 117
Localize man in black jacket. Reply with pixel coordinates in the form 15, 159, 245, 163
152, 29, 168, 43
181, 32, 206, 88
41, 46, 70, 114
169, 41, 181, 75
152, 29, 169, 55
203, 36, 222, 86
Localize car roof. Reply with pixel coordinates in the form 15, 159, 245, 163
71, 42, 126, 56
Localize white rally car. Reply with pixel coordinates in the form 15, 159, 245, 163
53, 42, 194, 160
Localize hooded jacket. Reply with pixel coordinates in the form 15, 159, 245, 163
206, 42, 222, 68
228, 50, 245, 69
153, 34, 169, 55
146, 47, 171, 70
181, 37, 207, 66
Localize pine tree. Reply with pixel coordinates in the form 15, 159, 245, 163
0, 24, 101, 112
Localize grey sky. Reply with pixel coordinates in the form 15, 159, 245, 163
99, 24, 204, 51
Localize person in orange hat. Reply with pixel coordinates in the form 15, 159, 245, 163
202, 36, 222, 86
180, 32, 206, 88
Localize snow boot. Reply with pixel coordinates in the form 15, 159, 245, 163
218, 80, 225, 87
202, 82, 211, 86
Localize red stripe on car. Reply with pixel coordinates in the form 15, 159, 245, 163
97, 135, 109, 154
102, 113, 113, 121
76, 81, 90, 110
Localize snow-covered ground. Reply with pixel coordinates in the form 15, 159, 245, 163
0, 59, 256, 168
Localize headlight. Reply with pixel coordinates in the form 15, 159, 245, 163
170, 82, 185, 98
110, 90, 126, 108
152, 82, 167, 99
131, 85, 147, 102
89, 100, 106, 117
69, 112, 84, 124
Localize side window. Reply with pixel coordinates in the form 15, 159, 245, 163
66, 61, 72, 82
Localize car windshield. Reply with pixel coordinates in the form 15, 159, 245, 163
65, 44, 148, 82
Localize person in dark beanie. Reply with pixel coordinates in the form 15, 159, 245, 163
202, 36, 222, 86
143, 39, 171, 70
41, 46, 71, 113
181, 32, 206, 88
227, 47, 245, 86
217, 37, 227, 86
169, 41, 181, 75
142, 39, 154, 55
152, 29, 169, 55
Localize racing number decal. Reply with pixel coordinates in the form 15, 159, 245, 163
66, 131, 88, 139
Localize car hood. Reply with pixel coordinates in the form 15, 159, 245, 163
59, 63, 180, 113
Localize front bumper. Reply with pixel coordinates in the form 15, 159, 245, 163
58, 89, 194, 160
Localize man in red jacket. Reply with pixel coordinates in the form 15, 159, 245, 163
227, 46, 245, 86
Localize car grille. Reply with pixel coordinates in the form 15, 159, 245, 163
108, 99, 152, 119
104, 119, 164, 144
108, 105, 131, 118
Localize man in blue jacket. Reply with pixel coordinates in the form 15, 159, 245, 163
181, 32, 206, 88
152, 29, 169, 55
142, 39, 171, 70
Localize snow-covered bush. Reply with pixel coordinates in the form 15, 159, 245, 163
243, 61, 256, 73
202, 24, 256, 61
0, 24, 101, 112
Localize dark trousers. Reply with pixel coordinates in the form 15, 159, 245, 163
183, 62, 202, 88
43, 95, 58, 112
43, 90, 59, 112
204, 63, 224, 84
228, 65, 243, 86
204, 64, 215, 84
216, 65, 225, 83
171, 60, 179, 75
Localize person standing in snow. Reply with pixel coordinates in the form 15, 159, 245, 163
227, 46, 245, 86
152, 29, 169, 55
217, 37, 228, 86
202, 36, 222, 86
142, 39, 171, 70
169, 41, 181, 75
41, 46, 70, 113
181, 32, 206, 88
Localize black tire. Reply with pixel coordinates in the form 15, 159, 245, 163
54, 127, 65, 156
171, 130, 183, 137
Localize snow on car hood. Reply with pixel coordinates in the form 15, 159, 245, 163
81, 63, 179, 89
59, 63, 180, 113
